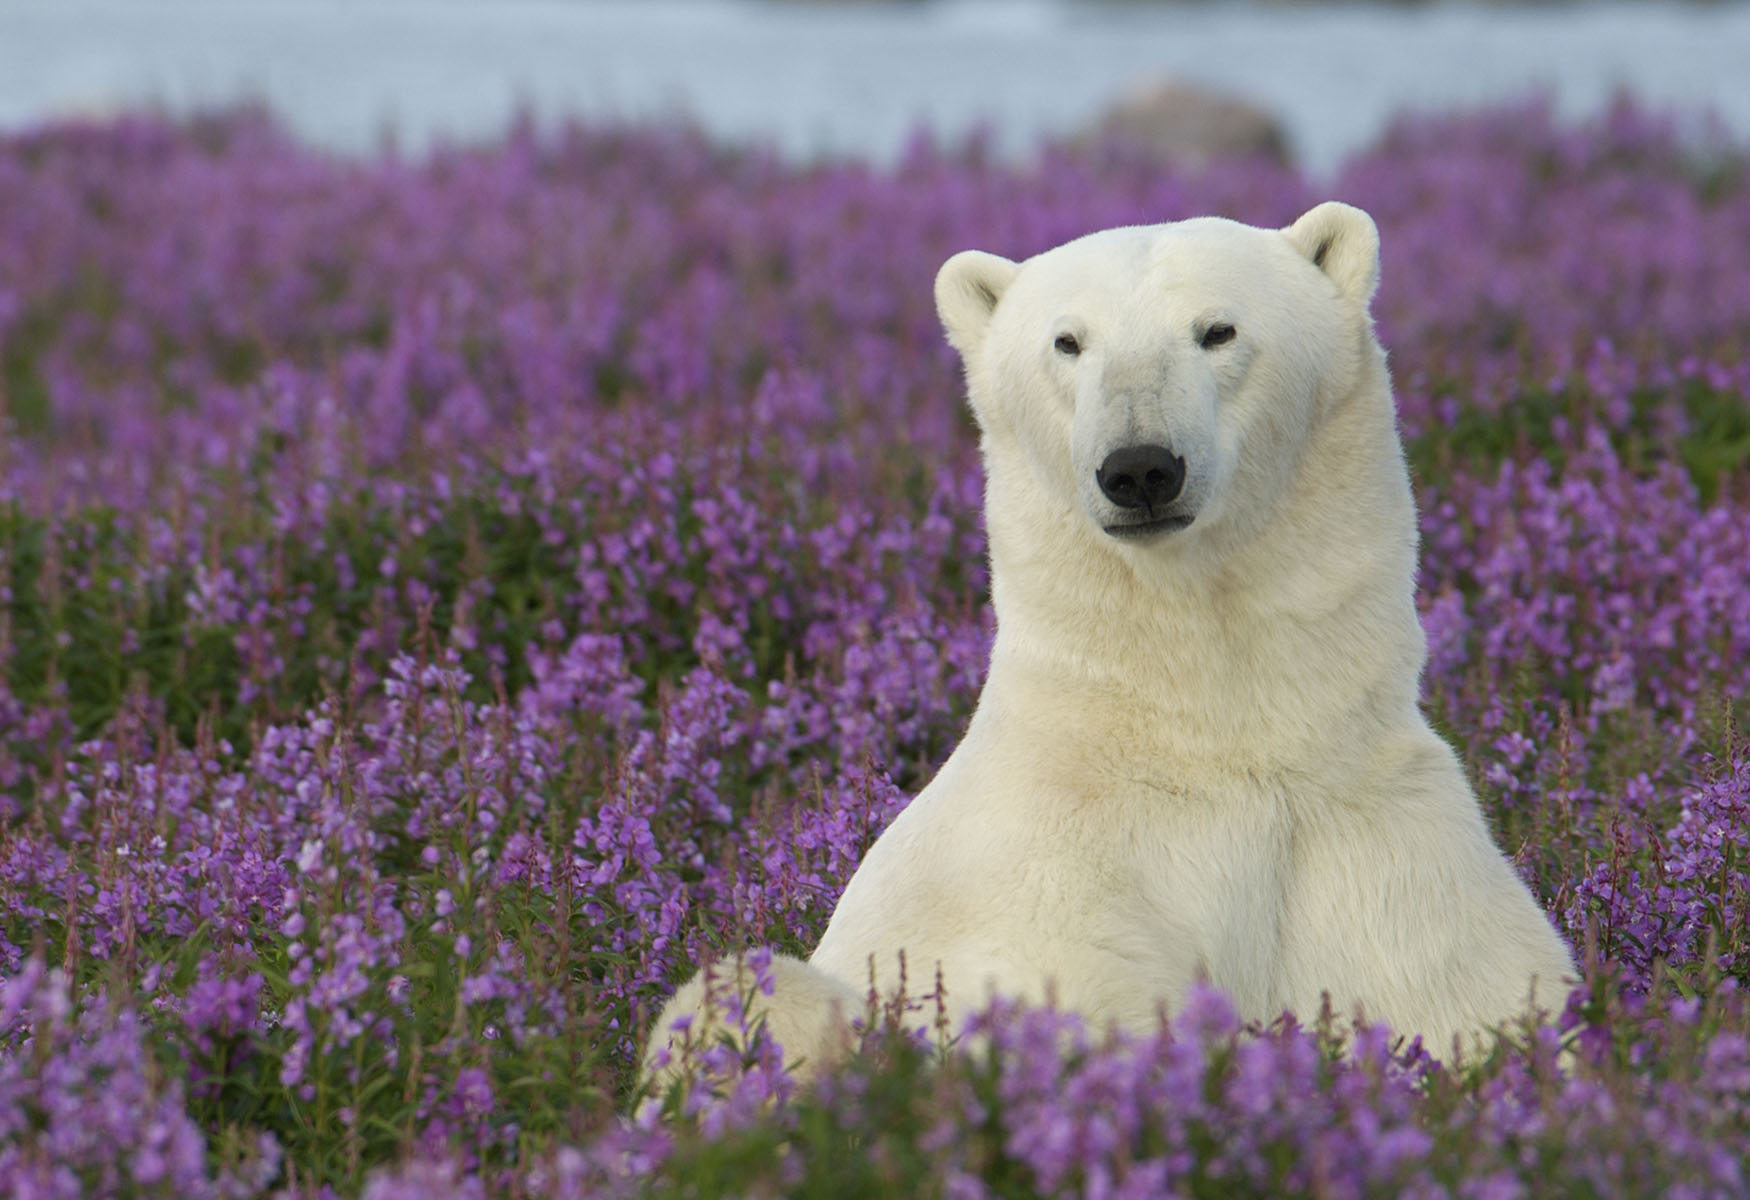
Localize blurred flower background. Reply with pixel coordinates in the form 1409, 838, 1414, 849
1, 1, 1749, 1197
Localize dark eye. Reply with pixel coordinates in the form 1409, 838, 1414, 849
1053, 333, 1081, 357
1200, 323, 1236, 349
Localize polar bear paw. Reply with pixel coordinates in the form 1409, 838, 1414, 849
641, 950, 862, 1095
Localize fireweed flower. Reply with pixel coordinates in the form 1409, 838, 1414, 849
0, 98, 1747, 1192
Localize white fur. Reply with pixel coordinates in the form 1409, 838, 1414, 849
641, 952, 860, 1090
646, 203, 1575, 1080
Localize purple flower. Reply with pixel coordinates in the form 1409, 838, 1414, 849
1, 97, 1748, 1197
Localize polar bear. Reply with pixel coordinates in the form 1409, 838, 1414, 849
644, 202, 1575, 1086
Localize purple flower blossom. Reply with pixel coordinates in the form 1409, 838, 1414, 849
0, 97, 1747, 1194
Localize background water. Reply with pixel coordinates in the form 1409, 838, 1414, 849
2, 0, 1748, 176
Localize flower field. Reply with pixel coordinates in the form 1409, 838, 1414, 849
0, 99, 1748, 1197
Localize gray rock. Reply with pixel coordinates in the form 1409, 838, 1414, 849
1082, 79, 1291, 166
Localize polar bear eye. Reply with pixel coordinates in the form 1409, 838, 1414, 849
1053, 333, 1082, 357
1200, 323, 1236, 349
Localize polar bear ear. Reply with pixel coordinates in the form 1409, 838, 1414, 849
1285, 202, 1380, 307
935, 250, 1019, 355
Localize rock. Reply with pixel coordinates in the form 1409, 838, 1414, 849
1081, 79, 1290, 166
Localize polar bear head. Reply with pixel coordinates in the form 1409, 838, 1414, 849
935, 202, 1384, 557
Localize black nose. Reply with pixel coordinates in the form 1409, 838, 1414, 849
1096, 445, 1185, 510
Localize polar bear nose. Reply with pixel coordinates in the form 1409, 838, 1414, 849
1096, 445, 1185, 510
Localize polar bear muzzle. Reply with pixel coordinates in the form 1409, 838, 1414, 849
1095, 443, 1192, 538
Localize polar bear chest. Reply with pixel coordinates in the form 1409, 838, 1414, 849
1050, 787, 1294, 1024
811, 767, 1296, 1032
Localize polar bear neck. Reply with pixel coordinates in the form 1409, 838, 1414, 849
972, 355, 1426, 780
